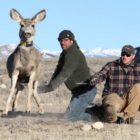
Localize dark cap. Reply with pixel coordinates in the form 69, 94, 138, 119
58, 30, 75, 41
121, 45, 135, 55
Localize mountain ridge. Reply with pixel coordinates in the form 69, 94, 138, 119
0, 44, 121, 59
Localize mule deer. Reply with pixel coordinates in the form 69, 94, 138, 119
2, 9, 46, 116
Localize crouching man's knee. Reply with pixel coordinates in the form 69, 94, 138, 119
103, 104, 118, 123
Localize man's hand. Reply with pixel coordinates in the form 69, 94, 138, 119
37, 83, 53, 93
90, 77, 97, 86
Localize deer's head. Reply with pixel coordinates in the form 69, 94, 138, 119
10, 9, 46, 44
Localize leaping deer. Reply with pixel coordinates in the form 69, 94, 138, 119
2, 9, 46, 116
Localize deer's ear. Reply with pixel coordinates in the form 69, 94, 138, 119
10, 9, 23, 23
32, 10, 46, 24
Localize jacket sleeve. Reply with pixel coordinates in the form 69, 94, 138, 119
90, 62, 111, 85
49, 51, 79, 89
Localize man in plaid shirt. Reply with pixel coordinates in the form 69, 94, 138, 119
90, 45, 140, 124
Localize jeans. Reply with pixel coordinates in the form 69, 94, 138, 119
64, 86, 97, 121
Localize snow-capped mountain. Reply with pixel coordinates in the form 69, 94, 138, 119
82, 48, 121, 57
0, 44, 121, 60
0, 44, 16, 59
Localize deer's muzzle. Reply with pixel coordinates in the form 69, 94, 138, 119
24, 32, 32, 38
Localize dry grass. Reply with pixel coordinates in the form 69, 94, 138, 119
0, 56, 140, 140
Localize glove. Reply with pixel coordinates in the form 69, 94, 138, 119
37, 83, 53, 93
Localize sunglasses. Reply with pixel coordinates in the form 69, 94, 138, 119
121, 52, 131, 57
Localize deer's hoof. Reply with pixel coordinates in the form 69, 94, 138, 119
12, 108, 17, 112
25, 110, 31, 114
38, 104, 44, 114
1, 112, 8, 118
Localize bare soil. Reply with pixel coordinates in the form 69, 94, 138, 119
0, 57, 140, 140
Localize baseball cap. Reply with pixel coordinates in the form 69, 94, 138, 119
58, 30, 75, 41
121, 45, 135, 55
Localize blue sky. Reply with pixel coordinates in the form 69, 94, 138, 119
1, 0, 140, 51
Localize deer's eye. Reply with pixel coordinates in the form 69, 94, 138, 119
32, 25, 35, 28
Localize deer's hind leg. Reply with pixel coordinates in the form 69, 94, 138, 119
26, 74, 34, 113
33, 81, 44, 114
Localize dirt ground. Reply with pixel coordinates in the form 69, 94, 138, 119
0, 57, 140, 140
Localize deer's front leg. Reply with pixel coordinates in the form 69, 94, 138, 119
3, 70, 19, 116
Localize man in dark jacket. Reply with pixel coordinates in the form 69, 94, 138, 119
90, 45, 140, 124
38, 30, 97, 121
